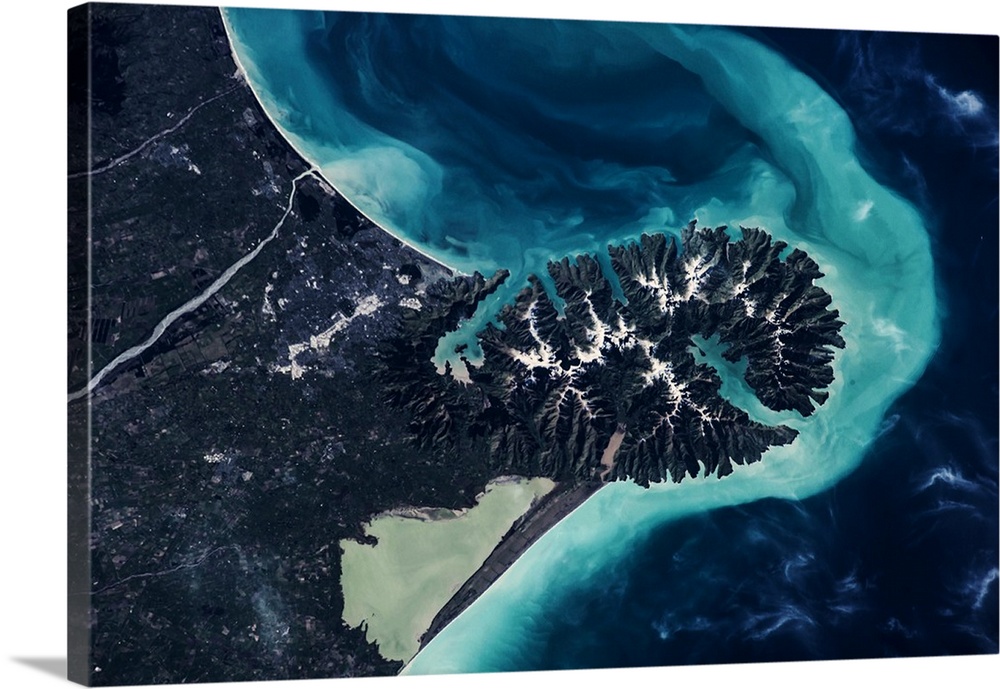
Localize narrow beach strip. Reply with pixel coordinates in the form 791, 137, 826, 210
340, 477, 557, 663
219, 10, 460, 275
415, 480, 603, 656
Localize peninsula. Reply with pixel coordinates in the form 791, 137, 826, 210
380, 223, 846, 487
71, 4, 846, 685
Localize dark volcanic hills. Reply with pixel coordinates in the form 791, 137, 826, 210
380, 222, 846, 487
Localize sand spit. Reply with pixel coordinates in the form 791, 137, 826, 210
340, 477, 556, 662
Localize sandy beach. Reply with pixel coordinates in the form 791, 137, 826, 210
219, 10, 462, 275
415, 480, 604, 655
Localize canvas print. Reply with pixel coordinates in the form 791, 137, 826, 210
67, 2, 998, 685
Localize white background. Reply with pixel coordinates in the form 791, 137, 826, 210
1, 1, 996, 688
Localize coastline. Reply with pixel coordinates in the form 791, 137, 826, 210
219, 9, 462, 275
58, 4, 983, 686
220, 7, 613, 667
340, 477, 562, 662
412, 480, 604, 658
221, 4, 944, 672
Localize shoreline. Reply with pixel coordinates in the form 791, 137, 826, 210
219, 9, 463, 276
220, 10, 611, 664
412, 480, 605, 658
376, 475, 551, 523
340, 477, 560, 663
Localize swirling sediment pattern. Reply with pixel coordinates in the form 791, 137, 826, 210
223, 9, 942, 673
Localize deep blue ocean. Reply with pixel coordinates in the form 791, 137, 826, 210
223, 10, 997, 671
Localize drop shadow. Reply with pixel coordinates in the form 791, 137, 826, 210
11, 657, 67, 680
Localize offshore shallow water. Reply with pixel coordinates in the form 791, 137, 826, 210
223, 9, 997, 672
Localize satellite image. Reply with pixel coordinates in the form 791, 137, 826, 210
67, 2, 997, 685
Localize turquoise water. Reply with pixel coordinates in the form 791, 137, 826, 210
222, 10, 941, 673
